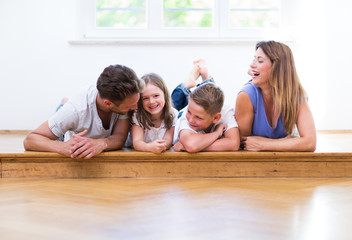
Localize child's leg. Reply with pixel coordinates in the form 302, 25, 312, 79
171, 65, 200, 111
193, 59, 211, 81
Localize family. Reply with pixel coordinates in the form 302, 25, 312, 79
23, 40, 317, 158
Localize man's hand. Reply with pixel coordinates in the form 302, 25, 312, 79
69, 130, 107, 159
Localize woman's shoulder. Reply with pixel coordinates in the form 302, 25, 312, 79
240, 80, 257, 94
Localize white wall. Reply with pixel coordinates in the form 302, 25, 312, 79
0, 0, 351, 130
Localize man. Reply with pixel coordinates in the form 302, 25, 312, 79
24, 64, 144, 159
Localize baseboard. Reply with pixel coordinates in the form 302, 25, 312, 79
0, 130, 30, 135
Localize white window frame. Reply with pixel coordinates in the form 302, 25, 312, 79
76, 0, 295, 41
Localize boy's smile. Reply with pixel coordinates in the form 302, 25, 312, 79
186, 99, 217, 133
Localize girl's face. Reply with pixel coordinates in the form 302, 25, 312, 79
141, 83, 165, 117
250, 47, 272, 87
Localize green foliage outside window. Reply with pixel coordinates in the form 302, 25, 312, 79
96, 0, 279, 29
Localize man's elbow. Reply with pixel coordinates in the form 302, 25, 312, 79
23, 134, 33, 151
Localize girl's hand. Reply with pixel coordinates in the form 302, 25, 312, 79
148, 140, 167, 153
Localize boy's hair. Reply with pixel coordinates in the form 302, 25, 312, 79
135, 73, 175, 130
189, 83, 224, 116
97, 64, 144, 104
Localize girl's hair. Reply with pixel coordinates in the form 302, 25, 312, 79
134, 73, 175, 130
256, 40, 307, 134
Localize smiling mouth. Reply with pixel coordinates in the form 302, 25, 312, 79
149, 105, 159, 110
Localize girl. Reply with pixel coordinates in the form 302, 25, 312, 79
130, 73, 178, 153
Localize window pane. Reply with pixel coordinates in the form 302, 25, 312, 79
96, 0, 146, 28
163, 0, 213, 28
229, 0, 280, 28
164, 0, 213, 8
97, 0, 145, 8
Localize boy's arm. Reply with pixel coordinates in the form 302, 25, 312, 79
179, 126, 224, 153
202, 127, 240, 152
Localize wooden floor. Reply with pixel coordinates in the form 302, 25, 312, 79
1, 178, 352, 239
0, 133, 352, 239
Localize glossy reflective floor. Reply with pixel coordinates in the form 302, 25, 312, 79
1, 178, 352, 240
1, 133, 352, 239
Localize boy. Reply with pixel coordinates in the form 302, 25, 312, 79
173, 83, 240, 152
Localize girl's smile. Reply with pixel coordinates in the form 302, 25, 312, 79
142, 83, 165, 118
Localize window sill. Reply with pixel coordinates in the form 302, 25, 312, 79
68, 38, 295, 45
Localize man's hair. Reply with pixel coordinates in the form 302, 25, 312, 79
97, 64, 144, 104
189, 83, 224, 116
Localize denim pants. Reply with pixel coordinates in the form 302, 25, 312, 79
171, 78, 215, 117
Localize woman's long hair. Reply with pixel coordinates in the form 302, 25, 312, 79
256, 41, 307, 134
133, 73, 175, 130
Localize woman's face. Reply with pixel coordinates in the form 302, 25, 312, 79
250, 47, 272, 87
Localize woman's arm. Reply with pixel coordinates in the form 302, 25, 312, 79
235, 91, 254, 138
243, 100, 316, 152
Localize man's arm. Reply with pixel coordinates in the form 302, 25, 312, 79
69, 118, 131, 158
23, 121, 77, 157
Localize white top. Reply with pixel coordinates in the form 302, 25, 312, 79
48, 85, 127, 140
173, 105, 238, 144
131, 107, 178, 143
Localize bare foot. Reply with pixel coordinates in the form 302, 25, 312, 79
183, 65, 200, 90
194, 59, 210, 81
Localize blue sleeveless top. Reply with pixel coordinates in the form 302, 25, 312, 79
240, 81, 288, 139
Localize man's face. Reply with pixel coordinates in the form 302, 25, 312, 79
109, 93, 140, 115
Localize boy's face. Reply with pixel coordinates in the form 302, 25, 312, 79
186, 99, 218, 132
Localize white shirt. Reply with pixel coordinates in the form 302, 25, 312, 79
131, 107, 178, 143
48, 85, 127, 140
173, 105, 238, 144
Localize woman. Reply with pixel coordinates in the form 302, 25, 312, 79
235, 41, 316, 151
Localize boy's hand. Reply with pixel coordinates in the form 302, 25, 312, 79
148, 140, 167, 153
173, 141, 185, 152
214, 123, 227, 138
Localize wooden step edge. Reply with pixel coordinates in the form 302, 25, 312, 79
1, 150, 352, 162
